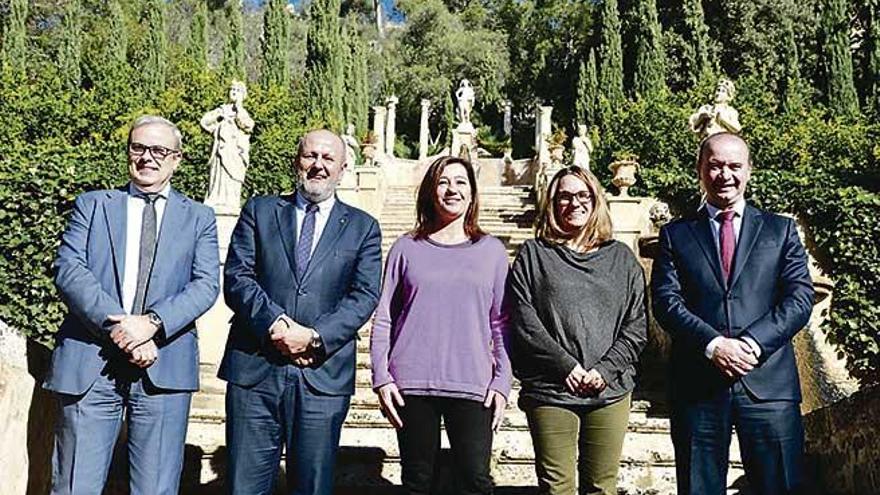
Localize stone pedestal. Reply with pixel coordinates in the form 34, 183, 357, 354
450, 122, 477, 161
337, 167, 385, 219
196, 210, 239, 366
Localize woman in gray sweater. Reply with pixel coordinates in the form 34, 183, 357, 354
508, 166, 648, 495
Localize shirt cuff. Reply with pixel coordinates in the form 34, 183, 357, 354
740, 336, 762, 358
705, 336, 724, 360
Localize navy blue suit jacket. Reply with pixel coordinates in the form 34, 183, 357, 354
651, 204, 814, 402
218, 194, 382, 395
44, 185, 221, 395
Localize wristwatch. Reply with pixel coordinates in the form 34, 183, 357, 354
310, 329, 323, 349
146, 311, 164, 331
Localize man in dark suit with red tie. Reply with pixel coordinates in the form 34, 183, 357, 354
651, 132, 815, 494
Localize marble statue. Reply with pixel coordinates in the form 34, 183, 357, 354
455, 79, 475, 125
201, 80, 255, 211
688, 78, 742, 138
649, 201, 672, 230
572, 124, 593, 171
342, 123, 360, 166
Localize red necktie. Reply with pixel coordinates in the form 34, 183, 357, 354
718, 210, 736, 282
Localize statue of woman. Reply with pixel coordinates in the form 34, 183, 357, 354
571, 124, 594, 171
688, 78, 742, 138
341, 123, 360, 167
455, 79, 475, 125
201, 80, 255, 211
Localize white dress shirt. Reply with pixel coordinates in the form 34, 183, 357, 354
294, 192, 336, 256
702, 199, 762, 359
122, 183, 170, 314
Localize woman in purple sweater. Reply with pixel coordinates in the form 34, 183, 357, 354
370, 156, 512, 495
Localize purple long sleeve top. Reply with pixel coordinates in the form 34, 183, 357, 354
370, 234, 512, 401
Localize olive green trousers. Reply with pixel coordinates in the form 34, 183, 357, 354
523, 393, 631, 495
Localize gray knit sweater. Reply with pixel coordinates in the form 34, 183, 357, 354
508, 238, 648, 407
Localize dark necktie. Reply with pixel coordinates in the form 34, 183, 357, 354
295, 202, 319, 280
717, 209, 736, 283
131, 193, 158, 314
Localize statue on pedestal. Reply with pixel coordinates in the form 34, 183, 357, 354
571, 124, 593, 171
455, 79, 475, 127
341, 123, 360, 167
688, 78, 741, 138
201, 80, 255, 212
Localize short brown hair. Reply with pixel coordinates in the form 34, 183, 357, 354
536, 166, 613, 251
411, 156, 486, 241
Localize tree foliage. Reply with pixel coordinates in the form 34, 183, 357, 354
576, 49, 599, 128
139, 0, 167, 95
1, 0, 28, 74
628, 0, 666, 99
597, 0, 625, 122
221, 0, 246, 81
820, 0, 859, 118
187, 0, 208, 69
58, 0, 83, 91
260, 0, 291, 89
305, 0, 346, 130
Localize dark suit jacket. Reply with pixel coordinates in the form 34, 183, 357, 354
651, 204, 814, 402
44, 185, 220, 395
218, 194, 382, 395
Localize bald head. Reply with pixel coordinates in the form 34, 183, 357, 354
295, 128, 348, 202
697, 132, 751, 169
297, 129, 346, 163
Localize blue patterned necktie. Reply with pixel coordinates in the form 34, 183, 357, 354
295, 202, 319, 280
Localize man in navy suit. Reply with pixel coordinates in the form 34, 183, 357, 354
44, 115, 220, 494
651, 132, 814, 495
220, 128, 382, 495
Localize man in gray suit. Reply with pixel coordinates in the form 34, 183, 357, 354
44, 115, 220, 494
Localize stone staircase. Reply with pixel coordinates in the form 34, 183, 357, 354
182, 184, 749, 494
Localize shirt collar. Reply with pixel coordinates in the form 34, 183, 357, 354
705, 198, 746, 221
295, 190, 335, 214
129, 182, 171, 199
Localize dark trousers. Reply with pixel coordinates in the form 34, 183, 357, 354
671, 381, 805, 495
51, 366, 192, 495
397, 395, 494, 495
225, 365, 350, 495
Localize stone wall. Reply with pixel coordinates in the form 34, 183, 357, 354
804, 385, 880, 495
0, 322, 56, 495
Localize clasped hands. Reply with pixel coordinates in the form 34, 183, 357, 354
107, 314, 159, 369
269, 315, 320, 367
565, 364, 606, 397
376, 382, 507, 432
710, 336, 758, 378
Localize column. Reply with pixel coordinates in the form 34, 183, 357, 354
419, 99, 431, 160
385, 95, 399, 158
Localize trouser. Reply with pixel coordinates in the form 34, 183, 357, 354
225, 364, 350, 495
396, 394, 495, 495
523, 393, 631, 495
670, 381, 805, 495
50, 366, 192, 495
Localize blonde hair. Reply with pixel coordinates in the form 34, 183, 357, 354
535, 166, 613, 251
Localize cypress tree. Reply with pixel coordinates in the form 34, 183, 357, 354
630, 0, 665, 99
576, 49, 599, 127
343, 23, 369, 135
106, 0, 127, 67
58, 0, 83, 90
681, 0, 713, 87
305, 0, 345, 130
820, 0, 858, 117
260, 0, 291, 88
597, 0, 625, 109
138, 0, 167, 95
187, 0, 209, 69
222, 0, 246, 81
780, 15, 804, 112
867, 1, 880, 118
1, 0, 28, 74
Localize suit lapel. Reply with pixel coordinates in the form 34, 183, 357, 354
103, 187, 128, 299
728, 205, 764, 289
687, 208, 726, 290
274, 195, 300, 282
152, 188, 189, 283
302, 200, 351, 283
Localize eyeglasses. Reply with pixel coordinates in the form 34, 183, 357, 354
128, 142, 181, 160
555, 191, 593, 206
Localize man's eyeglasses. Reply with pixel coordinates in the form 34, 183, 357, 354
128, 142, 181, 160
555, 191, 593, 206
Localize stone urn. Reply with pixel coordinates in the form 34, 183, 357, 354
609, 158, 640, 196
362, 142, 377, 164
549, 144, 565, 164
